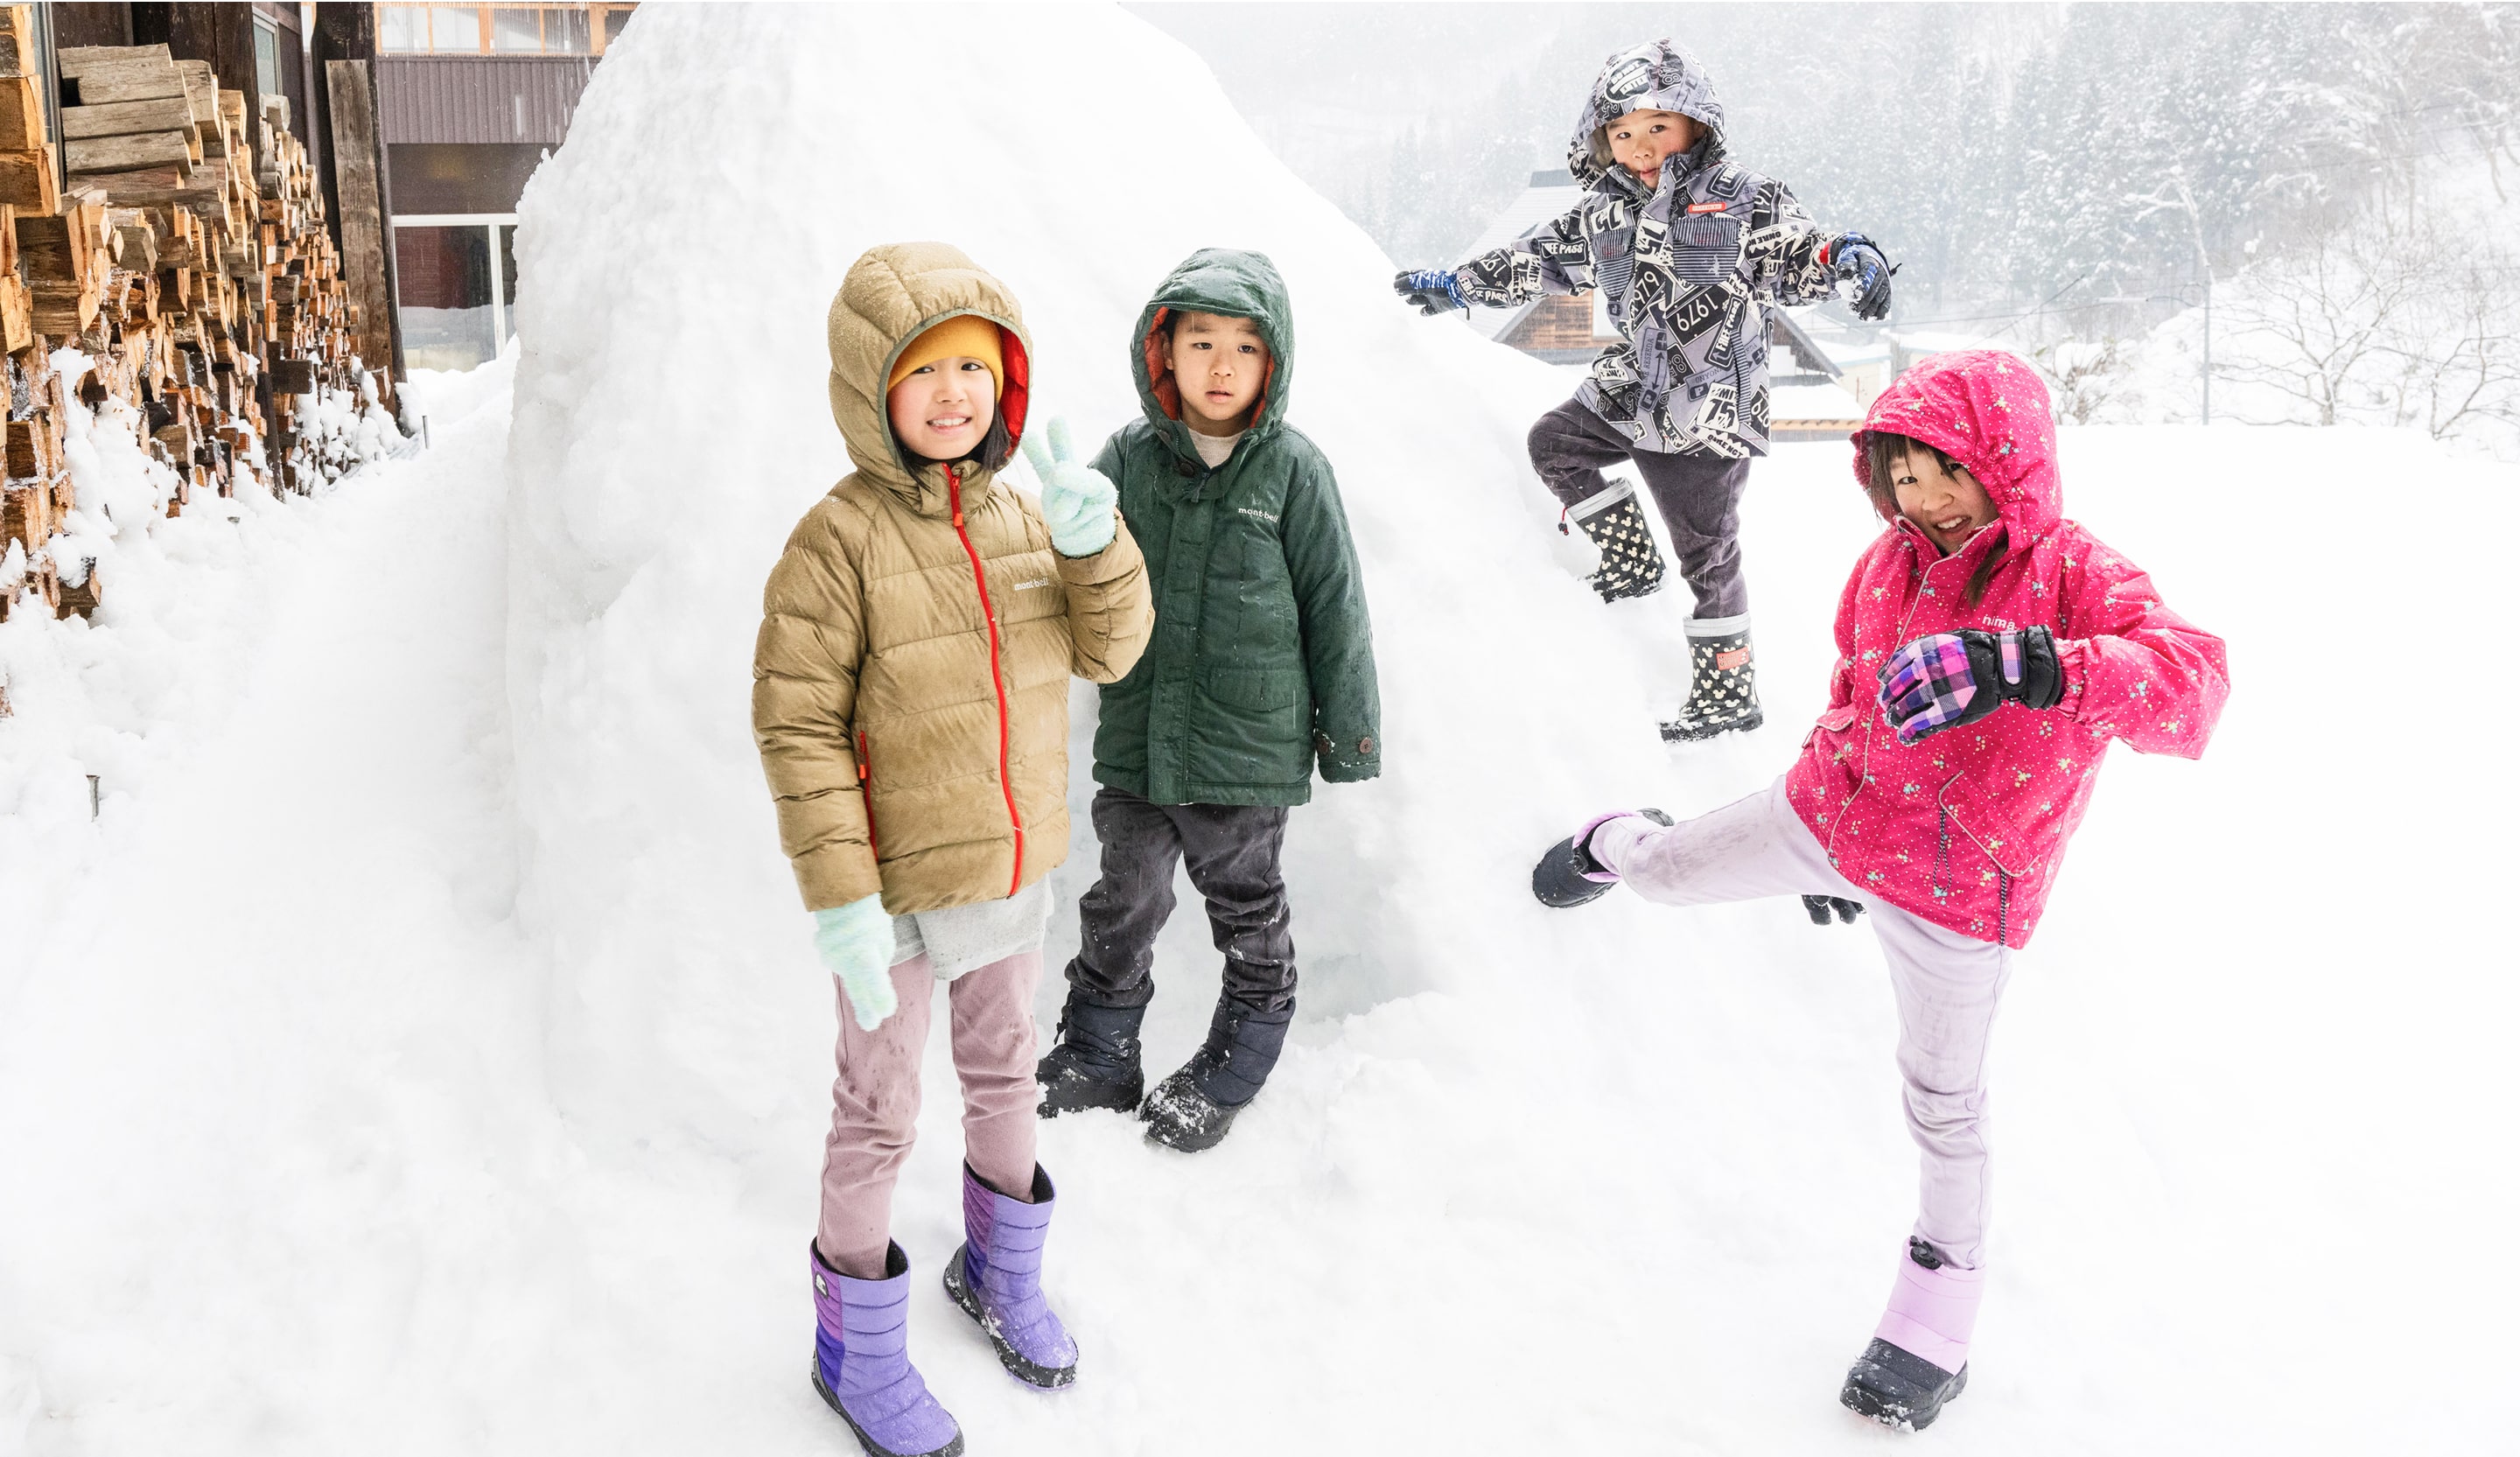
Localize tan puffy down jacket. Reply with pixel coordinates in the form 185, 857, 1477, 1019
752, 242, 1152, 914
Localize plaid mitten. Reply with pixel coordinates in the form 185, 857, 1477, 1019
1877, 627, 2062, 746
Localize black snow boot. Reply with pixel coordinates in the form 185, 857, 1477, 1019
1564, 482, 1666, 603
1140, 995, 1293, 1152
1036, 996, 1148, 1117
1531, 809, 1672, 908
1840, 1340, 1969, 1432
1840, 1237, 1980, 1432
1661, 617, 1764, 741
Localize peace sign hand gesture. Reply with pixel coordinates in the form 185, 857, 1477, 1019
1022, 417, 1118, 557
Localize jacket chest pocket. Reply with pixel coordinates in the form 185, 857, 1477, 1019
1592, 224, 1637, 309
1670, 215, 1740, 285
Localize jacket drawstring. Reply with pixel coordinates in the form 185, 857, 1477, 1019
1996, 871, 2011, 949
1935, 805, 1950, 896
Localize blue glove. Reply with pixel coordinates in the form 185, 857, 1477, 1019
814, 894, 899, 1032
1392, 269, 1467, 316
1020, 417, 1117, 557
1832, 234, 1895, 321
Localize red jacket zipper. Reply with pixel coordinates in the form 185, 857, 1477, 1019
946, 465, 1025, 896
856, 731, 877, 860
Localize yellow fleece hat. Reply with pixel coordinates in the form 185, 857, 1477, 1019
886, 314, 1004, 396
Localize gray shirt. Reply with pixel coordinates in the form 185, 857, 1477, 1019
889, 879, 1051, 979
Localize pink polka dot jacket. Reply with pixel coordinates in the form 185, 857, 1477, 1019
1784, 350, 2231, 948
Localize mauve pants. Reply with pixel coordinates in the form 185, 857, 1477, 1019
1591, 778, 2015, 1270
1527, 396, 1754, 620
816, 949, 1042, 1279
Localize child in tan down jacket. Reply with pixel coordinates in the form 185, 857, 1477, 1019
752, 241, 1151, 1457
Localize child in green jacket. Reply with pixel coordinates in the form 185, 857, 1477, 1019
1029, 248, 1380, 1152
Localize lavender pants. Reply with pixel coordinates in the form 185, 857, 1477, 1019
1592, 778, 2014, 1269
817, 949, 1042, 1279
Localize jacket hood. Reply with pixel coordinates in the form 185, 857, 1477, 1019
827, 241, 1033, 514
1565, 39, 1729, 189
1852, 349, 2062, 544
1130, 248, 1293, 469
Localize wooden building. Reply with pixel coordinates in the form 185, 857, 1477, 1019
374, 1, 633, 369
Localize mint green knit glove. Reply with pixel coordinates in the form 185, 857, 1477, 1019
1021, 417, 1117, 557
814, 895, 898, 1032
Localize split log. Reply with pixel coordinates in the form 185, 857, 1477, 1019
56, 557, 102, 620
0, 149, 55, 213
62, 97, 197, 143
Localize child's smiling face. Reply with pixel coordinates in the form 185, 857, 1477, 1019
886, 356, 994, 462
1605, 108, 1702, 179
1164, 312, 1270, 435
1889, 445, 2001, 556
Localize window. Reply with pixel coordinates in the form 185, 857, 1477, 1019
380, 4, 427, 53
253, 18, 282, 99
490, 7, 542, 52
375, 4, 628, 57
431, 6, 483, 52
391, 214, 518, 372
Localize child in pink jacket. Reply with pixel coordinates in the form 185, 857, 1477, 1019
1531, 349, 2229, 1431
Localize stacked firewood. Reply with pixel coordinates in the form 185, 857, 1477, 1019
0, 10, 385, 626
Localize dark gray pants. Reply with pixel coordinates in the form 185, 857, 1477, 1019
1066, 787, 1297, 1015
1528, 396, 1753, 619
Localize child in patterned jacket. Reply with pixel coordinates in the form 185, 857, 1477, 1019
1395, 37, 1894, 743
1529, 349, 2230, 1431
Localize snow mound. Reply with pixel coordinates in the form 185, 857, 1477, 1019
503, 4, 1711, 1135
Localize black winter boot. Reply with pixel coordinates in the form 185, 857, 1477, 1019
1840, 1340, 1969, 1432
1531, 809, 1673, 908
1564, 482, 1666, 603
1140, 995, 1293, 1152
1035, 996, 1147, 1118
1661, 617, 1764, 741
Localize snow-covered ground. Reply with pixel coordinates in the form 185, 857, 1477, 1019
3, 7, 2514, 1453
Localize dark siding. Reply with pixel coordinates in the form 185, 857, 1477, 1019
377, 55, 597, 145
386, 143, 546, 214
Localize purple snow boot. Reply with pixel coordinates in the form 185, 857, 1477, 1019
1840, 1237, 1984, 1432
810, 1241, 964, 1457
942, 1162, 1079, 1389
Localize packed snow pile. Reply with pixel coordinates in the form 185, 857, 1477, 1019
501, 4, 1670, 1141
1, 6, 2513, 1455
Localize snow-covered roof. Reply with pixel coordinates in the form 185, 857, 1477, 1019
1460, 169, 1585, 342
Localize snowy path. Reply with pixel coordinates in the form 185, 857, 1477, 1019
0, 372, 570, 1451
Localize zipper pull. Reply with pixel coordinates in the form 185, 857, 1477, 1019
948, 465, 964, 528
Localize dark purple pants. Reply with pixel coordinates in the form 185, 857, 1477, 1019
1528, 396, 1753, 619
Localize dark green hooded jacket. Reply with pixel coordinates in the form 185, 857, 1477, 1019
1088, 249, 1380, 807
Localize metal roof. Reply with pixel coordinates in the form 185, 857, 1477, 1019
377, 55, 599, 145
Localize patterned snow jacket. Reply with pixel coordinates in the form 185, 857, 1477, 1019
1784, 351, 2230, 948
1457, 39, 1848, 458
